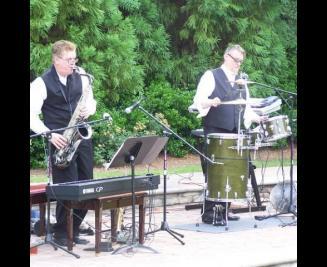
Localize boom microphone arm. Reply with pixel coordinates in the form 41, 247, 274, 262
250, 81, 296, 110
30, 113, 112, 139
137, 105, 223, 165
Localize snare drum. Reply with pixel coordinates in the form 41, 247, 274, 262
248, 128, 263, 146
206, 133, 249, 202
261, 115, 292, 142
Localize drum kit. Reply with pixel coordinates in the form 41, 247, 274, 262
191, 95, 293, 229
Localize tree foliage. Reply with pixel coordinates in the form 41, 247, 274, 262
30, 0, 297, 167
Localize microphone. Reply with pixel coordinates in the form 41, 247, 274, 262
240, 72, 249, 80
226, 73, 253, 86
73, 66, 94, 82
124, 97, 144, 114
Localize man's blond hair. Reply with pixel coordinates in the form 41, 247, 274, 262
52, 40, 76, 58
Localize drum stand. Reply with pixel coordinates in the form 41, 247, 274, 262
224, 177, 231, 231
255, 133, 297, 224
253, 84, 297, 225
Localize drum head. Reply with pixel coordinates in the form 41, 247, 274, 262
191, 129, 204, 138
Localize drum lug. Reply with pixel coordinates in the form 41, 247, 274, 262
234, 192, 238, 199
225, 177, 231, 193
240, 175, 245, 181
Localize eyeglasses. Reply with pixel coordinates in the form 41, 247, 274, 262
57, 56, 79, 64
227, 53, 243, 64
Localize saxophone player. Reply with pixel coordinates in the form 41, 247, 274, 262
30, 40, 97, 246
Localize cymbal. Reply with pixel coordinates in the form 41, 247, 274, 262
220, 98, 249, 105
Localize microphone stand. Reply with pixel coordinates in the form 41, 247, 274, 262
30, 114, 112, 138
138, 105, 223, 245
137, 106, 222, 166
30, 132, 80, 258
30, 114, 112, 257
251, 82, 297, 224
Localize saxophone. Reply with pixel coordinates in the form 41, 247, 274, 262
53, 67, 93, 168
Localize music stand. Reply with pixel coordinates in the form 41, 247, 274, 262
109, 135, 168, 255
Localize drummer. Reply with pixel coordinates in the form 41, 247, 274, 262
191, 44, 266, 221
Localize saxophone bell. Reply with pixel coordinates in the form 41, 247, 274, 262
77, 122, 93, 140
53, 123, 92, 169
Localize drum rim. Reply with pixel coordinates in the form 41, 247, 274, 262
206, 197, 247, 202
207, 133, 249, 139
264, 133, 292, 142
267, 115, 288, 121
191, 128, 204, 137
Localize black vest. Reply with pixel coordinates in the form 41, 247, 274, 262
203, 68, 246, 131
41, 65, 82, 131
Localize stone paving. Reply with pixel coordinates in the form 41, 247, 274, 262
30, 166, 297, 266
30, 204, 297, 267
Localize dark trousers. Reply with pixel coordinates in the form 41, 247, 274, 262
50, 139, 93, 237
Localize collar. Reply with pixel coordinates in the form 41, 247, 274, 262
221, 64, 237, 79
51, 64, 68, 86
56, 71, 67, 86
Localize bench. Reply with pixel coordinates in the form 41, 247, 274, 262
65, 191, 147, 254
30, 184, 47, 236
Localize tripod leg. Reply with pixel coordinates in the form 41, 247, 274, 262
112, 242, 159, 255
167, 228, 184, 238
160, 221, 184, 238
47, 240, 80, 258
249, 159, 262, 207
166, 229, 185, 245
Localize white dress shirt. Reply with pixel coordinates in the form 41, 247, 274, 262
190, 64, 260, 129
30, 67, 97, 134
